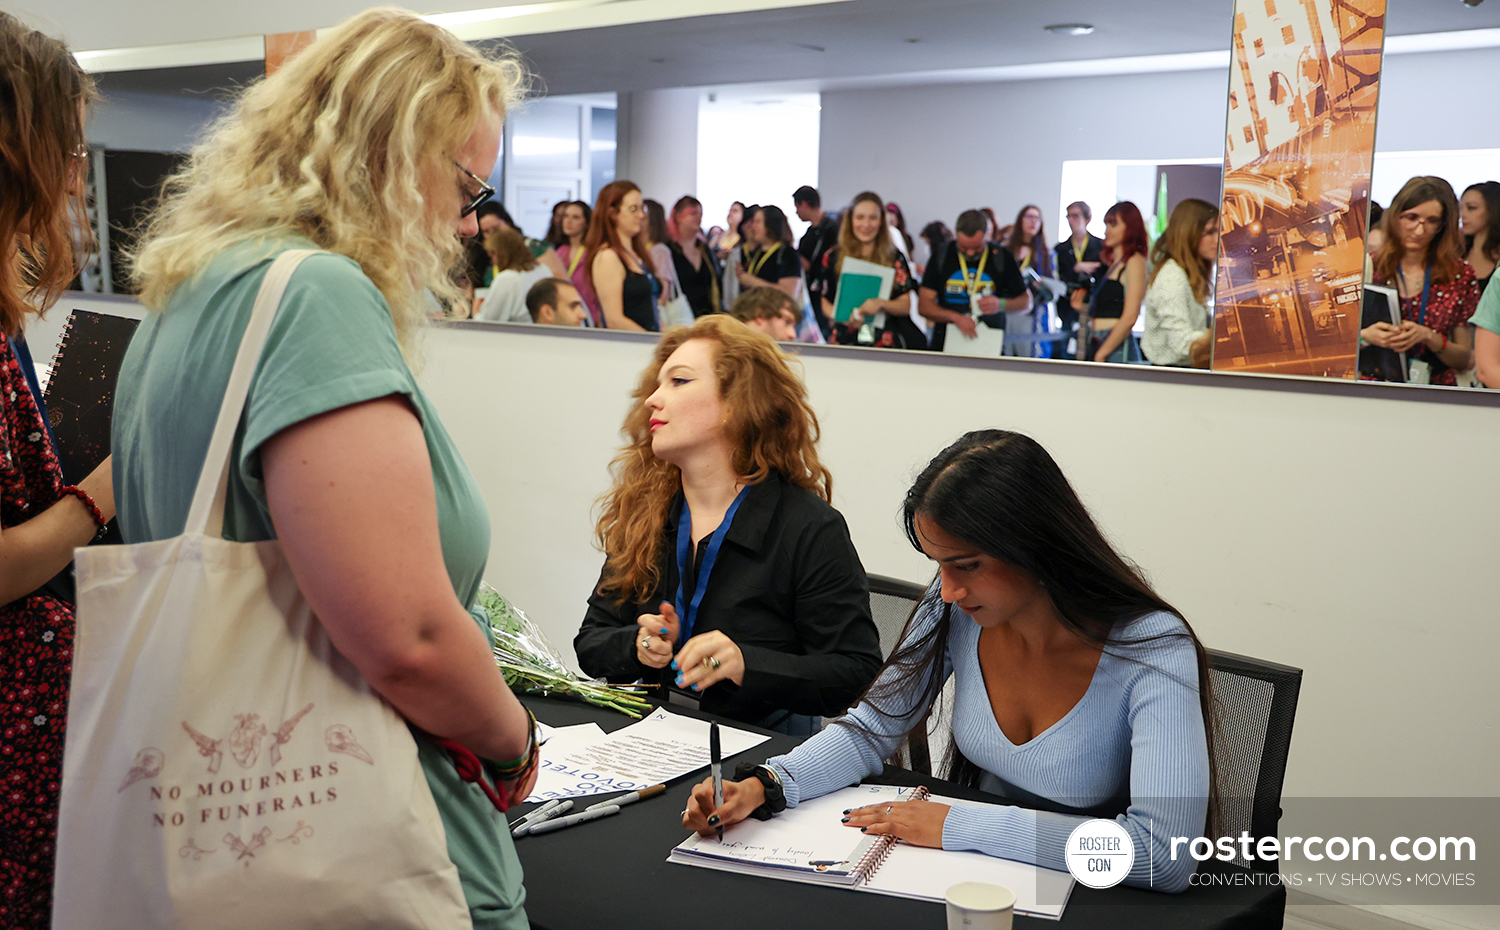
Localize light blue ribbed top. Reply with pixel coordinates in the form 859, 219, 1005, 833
766, 585, 1210, 892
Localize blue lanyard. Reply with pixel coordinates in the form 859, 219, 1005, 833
1397, 263, 1433, 328
674, 486, 751, 644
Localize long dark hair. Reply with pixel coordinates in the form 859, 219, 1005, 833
1463, 181, 1500, 265
840, 430, 1218, 828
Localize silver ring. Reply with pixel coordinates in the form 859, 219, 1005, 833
885, 805, 892, 814
640, 638, 651, 650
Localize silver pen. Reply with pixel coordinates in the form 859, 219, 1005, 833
526, 804, 621, 835
510, 799, 572, 837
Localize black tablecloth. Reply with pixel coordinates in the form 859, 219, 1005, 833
514, 696, 1283, 930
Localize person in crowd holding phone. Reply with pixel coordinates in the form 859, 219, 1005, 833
918, 210, 1029, 352
737, 205, 804, 304
115, 12, 537, 926
1362, 176, 1478, 385
712, 201, 746, 263
1143, 199, 1219, 368
1460, 181, 1500, 295
1002, 205, 1053, 357
670, 196, 722, 318
587, 180, 659, 332
1072, 201, 1148, 363
0, 16, 121, 926
682, 430, 1215, 894
818, 191, 924, 349
550, 199, 601, 325
1053, 201, 1104, 360
575, 315, 881, 735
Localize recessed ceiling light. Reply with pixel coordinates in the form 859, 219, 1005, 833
1045, 23, 1095, 36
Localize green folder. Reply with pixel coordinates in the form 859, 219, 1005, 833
834, 274, 885, 323
832, 257, 896, 324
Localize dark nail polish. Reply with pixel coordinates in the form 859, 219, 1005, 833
842, 809, 850, 815
840, 817, 849, 823
707, 814, 720, 826
860, 827, 868, 833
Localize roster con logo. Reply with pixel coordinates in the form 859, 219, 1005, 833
1065, 819, 1135, 888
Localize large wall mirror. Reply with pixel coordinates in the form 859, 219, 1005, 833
65, 0, 1500, 394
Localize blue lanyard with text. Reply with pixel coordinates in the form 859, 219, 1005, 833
674, 486, 751, 644
1397, 263, 1433, 328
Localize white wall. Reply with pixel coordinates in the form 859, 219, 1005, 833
616, 88, 700, 208
817, 46, 1494, 238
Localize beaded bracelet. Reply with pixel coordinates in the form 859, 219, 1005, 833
59, 485, 108, 539
490, 705, 539, 780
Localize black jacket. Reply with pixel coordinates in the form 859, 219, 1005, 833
575, 475, 882, 723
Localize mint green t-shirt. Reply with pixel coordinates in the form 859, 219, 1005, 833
112, 240, 526, 930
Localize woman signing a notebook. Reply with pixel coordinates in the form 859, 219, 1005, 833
575, 315, 882, 736
685, 431, 1215, 892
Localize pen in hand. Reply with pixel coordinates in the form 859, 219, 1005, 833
710, 721, 723, 842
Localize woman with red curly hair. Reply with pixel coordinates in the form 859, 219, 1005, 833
575, 315, 881, 735
1072, 201, 1149, 363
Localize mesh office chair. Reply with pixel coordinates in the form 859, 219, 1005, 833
864, 574, 938, 774
1207, 649, 1303, 872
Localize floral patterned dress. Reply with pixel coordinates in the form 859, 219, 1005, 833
0, 336, 72, 930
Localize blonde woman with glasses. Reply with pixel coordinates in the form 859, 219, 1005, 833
116, 10, 534, 926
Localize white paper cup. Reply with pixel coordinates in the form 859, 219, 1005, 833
945, 881, 1016, 930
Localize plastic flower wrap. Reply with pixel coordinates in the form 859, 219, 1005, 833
479, 585, 652, 718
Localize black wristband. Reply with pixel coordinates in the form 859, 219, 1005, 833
733, 762, 786, 820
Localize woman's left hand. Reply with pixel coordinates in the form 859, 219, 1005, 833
672, 631, 744, 690
841, 798, 951, 849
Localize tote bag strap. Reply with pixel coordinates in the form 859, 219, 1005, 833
183, 249, 321, 538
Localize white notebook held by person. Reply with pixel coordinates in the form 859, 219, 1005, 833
668, 783, 1074, 919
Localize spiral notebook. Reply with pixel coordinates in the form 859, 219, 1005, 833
42, 309, 140, 484
668, 784, 1073, 919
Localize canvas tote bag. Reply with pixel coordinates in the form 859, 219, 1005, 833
53, 250, 474, 929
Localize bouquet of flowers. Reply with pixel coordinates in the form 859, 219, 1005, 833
479, 586, 652, 718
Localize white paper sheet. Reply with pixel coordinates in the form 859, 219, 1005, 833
527, 707, 769, 802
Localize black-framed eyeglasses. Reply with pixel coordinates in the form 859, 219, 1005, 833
455, 161, 495, 218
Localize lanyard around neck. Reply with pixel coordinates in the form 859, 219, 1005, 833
674, 485, 751, 644
1397, 262, 1434, 328
956, 248, 989, 297
1073, 238, 1087, 263
567, 244, 585, 278
747, 243, 781, 278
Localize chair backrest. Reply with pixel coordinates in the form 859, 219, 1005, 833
863, 574, 939, 774
1207, 648, 1302, 872
866, 573, 930, 658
